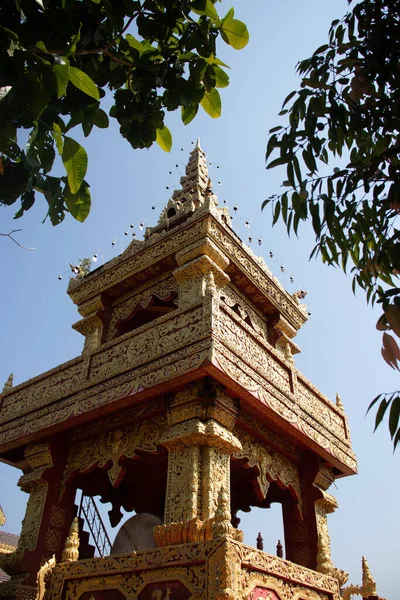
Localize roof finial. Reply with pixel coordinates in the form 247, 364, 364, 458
196, 137, 201, 149
2, 373, 13, 394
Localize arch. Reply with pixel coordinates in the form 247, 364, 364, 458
114, 292, 178, 337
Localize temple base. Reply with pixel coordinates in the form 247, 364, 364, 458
0, 538, 342, 600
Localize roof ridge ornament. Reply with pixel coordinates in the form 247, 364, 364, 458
145, 141, 221, 238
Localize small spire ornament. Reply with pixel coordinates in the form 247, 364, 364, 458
336, 393, 344, 410
62, 517, 80, 562
276, 539, 283, 558
2, 373, 13, 394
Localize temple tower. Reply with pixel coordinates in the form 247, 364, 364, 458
0, 143, 360, 600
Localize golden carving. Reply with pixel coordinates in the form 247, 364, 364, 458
42, 539, 345, 600
234, 425, 302, 510
167, 380, 238, 430
61, 416, 166, 494
342, 556, 377, 600
36, 554, 56, 600
314, 492, 348, 589
159, 419, 242, 546
62, 518, 79, 562
220, 285, 268, 341
240, 543, 339, 597
72, 313, 103, 355
212, 488, 243, 542
0, 445, 50, 576
175, 237, 229, 271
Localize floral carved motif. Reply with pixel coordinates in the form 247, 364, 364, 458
61, 416, 167, 494
220, 285, 268, 341
233, 426, 302, 511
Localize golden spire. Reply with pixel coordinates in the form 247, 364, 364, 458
172, 139, 212, 208
145, 140, 220, 239
2, 373, 13, 394
62, 517, 80, 562
361, 556, 377, 595
342, 556, 378, 600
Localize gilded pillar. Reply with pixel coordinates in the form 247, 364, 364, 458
154, 381, 243, 546
315, 468, 349, 588
0, 437, 76, 592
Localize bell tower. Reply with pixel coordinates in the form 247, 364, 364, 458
0, 142, 364, 600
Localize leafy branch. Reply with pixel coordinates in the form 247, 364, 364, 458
264, 0, 400, 448
0, 0, 249, 225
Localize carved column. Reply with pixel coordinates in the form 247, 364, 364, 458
0, 436, 76, 593
173, 237, 230, 311
72, 295, 106, 355
155, 380, 243, 546
315, 468, 349, 588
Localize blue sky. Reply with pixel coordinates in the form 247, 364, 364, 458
1, 1, 398, 597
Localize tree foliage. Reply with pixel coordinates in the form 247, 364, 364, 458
0, 0, 248, 224
263, 0, 400, 448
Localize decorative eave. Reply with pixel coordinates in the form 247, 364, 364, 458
68, 201, 307, 333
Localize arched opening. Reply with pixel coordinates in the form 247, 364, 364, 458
115, 292, 179, 337
69, 450, 168, 558
230, 456, 299, 561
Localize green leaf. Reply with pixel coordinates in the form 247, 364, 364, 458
65, 183, 91, 222
126, 33, 144, 56
52, 60, 70, 98
52, 123, 64, 155
181, 104, 198, 125
62, 136, 88, 194
191, 0, 218, 20
14, 190, 35, 219
222, 7, 234, 22
156, 126, 172, 152
200, 88, 221, 118
93, 109, 109, 129
35, 40, 48, 52
204, 55, 230, 69
213, 66, 229, 88
69, 67, 99, 100
220, 18, 249, 50
66, 27, 81, 58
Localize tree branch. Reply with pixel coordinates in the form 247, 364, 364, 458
0, 230, 36, 250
